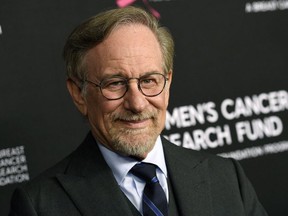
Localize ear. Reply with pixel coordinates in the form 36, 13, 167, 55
164, 70, 173, 106
166, 70, 173, 89
66, 79, 87, 116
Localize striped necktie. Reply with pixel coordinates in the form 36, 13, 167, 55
131, 163, 168, 216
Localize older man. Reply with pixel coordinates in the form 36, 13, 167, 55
9, 6, 268, 216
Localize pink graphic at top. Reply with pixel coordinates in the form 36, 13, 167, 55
116, 0, 161, 18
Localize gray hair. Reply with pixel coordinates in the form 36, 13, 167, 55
63, 6, 174, 83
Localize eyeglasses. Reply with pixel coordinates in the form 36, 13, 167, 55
84, 73, 169, 100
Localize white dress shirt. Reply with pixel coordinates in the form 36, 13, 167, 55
97, 136, 169, 214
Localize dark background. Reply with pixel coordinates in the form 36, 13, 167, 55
1, 0, 287, 215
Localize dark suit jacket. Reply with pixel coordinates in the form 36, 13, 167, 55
9, 132, 268, 216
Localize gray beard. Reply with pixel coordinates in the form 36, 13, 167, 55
109, 127, 159, 158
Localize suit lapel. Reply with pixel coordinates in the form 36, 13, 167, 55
162, 138, 212, 216
56, 133, 134, 216
54, 133, 212, 216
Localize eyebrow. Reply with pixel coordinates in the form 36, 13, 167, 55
98, 71, 162, 80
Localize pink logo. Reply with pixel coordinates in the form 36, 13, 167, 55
116, 0, 161, 18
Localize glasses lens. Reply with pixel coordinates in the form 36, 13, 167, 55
101, 77, 127, 100
139, 73, 166, 96
99, 73, 167, 100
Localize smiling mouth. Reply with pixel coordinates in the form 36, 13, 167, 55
112, 111, 156, 129
118, 118, 151, 129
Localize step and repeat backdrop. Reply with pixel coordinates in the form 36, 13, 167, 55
1, 0, 287, 215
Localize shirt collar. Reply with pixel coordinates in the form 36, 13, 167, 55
97, 136, 167, 185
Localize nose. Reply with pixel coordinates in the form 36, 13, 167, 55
123, 79, 149, 113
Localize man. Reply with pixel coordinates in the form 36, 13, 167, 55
9, 6, 268, 216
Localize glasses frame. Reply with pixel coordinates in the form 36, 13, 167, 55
84, 72, 169, 100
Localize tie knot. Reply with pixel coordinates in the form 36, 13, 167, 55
130, 163, 158, 183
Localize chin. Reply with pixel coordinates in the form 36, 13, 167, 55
111, 132, 157, 157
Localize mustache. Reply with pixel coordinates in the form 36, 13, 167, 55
112, 111, 157, 121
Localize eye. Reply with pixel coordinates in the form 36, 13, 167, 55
142, 78, 155, 84
102, 78, 126, 90
140, 77, 158, 88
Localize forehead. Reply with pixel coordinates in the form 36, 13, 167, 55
84, 24, 163, 77
105, 24, 160, 48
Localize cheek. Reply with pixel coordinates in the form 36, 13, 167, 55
149, 93, 169, 115
85, 93, 109, 119
165, 90, 170, 107
158, 90, 170, 122
88, 98, 123, 124
152, 96, 168, 130
162, 89, 170, 109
